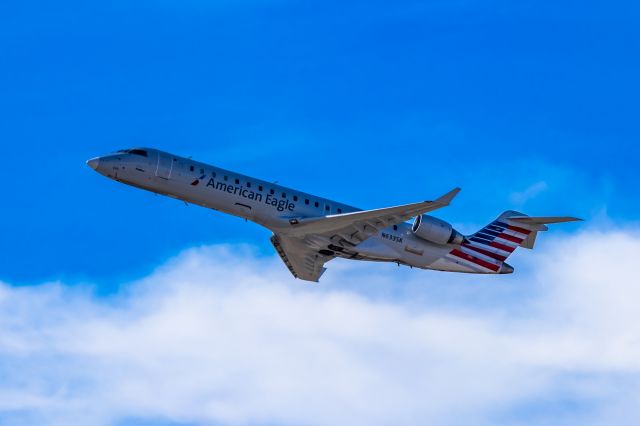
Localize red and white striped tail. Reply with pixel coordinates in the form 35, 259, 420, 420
446, 211, 581, 274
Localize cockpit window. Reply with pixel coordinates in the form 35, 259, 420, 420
117, 149, 148, 157
128, 149, 148, 157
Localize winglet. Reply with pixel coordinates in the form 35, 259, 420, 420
432, 187, 461, 207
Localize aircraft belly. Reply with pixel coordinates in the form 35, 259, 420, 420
428, 257, 479, 273
354, 237, 401, 260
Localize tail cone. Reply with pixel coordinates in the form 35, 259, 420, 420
499, 263, 514, 274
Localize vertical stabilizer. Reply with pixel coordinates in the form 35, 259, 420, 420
466, 210, 582, 253
446, 211, 581, 273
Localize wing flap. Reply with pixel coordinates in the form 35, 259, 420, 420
270, 234, 332, 282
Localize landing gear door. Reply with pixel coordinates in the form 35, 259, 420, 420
155, 152, 173, 179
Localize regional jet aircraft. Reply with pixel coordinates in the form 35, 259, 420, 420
87, 148, 581, 282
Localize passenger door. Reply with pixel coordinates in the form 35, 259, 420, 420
155, 152, 174, 179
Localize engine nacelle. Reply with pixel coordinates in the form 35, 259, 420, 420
412, 215, 465, 245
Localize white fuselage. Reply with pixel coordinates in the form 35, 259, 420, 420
88, 148, 482, 273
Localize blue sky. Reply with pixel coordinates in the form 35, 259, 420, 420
1, 1, 640, 425
1, 0, 638, 285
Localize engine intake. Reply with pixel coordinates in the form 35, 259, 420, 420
412, 215, 465, 245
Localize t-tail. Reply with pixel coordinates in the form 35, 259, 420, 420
449, 211, 582, 274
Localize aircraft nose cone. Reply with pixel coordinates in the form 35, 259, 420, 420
86, 157, 100, 170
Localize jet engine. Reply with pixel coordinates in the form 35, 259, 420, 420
412, 215, 465, 245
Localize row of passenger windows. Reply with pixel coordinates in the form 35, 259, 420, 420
120, 153, 345, 213
187, 164, 343, 213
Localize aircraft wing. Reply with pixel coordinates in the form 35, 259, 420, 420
269, 188, 461, 282
270, 234, 334, 282
285, 188, 460, 245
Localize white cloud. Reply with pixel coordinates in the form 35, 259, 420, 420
0, 230, 640, 426
509, 181, 549, 207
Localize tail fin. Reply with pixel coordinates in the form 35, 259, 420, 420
455, 211, 582, 273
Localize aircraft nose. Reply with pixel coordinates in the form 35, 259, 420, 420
86, 157, 100, 170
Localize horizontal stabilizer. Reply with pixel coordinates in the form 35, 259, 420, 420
508, 216, 583, 225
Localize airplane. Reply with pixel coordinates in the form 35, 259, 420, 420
87, 148, 581, 282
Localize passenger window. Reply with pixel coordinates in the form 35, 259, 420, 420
246, 182, 251, 188
293, 195, 298, 201
211, 171, 216, 177
200, 168, 204, 174
305, 199, 309, 205
235, 178, 240, 184
393, 225, 398, 231
281, 192, 286, 198
258, 185, 263, 191
314, 202, 319, 207
190, 165, 194, 172
337, 208, 342, 213
270, 189, 275, 195
325, 205, 330, 211
224, 175, 228, 181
